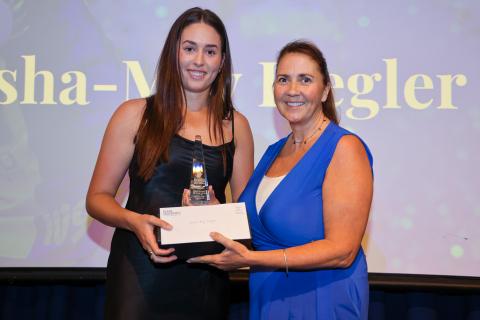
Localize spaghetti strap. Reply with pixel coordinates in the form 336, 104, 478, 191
231, 111, 235, 138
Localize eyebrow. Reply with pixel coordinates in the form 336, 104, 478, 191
297, 73, 315, 79
182, 40, 219, 48
276, 73, 315, 78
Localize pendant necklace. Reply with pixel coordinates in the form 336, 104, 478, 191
292, 115, 327, 145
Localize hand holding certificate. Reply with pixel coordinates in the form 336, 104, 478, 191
157, 202, 251, 260
187, 231, 253, 271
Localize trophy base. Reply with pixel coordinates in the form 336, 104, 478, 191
189, 200, 209, 206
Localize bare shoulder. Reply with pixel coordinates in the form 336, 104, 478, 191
108, 98, 146, 132
232, 110, 251, 132
113, 98, 146, 121
232, 110, 253, 149
332, 134, 369, 166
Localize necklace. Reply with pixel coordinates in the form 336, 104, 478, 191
292, 115, 327, 145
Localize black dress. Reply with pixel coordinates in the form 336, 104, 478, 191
105, 98, 235, 320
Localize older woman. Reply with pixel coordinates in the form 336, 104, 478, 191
189, 40, 373, 319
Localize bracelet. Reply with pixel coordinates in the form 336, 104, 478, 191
282, 248, 289, 277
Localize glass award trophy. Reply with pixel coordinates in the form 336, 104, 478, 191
189, 135, 210, 205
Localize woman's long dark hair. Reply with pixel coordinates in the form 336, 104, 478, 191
136, 7, 234, 180
276, 40, 339, 124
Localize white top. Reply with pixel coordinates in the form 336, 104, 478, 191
255, 174, 286, 214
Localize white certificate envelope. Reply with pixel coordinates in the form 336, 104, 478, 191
159, 202, 251, 246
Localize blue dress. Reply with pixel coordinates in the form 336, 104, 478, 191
239, 122, 373, 319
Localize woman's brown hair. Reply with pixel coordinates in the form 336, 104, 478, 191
276, 40, 339, 124
136, 7, 234, 180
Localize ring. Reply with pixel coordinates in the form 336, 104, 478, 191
148, 250, 154, 256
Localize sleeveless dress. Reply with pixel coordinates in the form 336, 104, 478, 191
104, 97, 235, 320
239, 122, 373, 320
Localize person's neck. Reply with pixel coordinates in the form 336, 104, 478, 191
184, 90, 209, 112
290, 112, 324, 143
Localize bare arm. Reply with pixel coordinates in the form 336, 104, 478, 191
229, 111, 254, 202
190, 135, 373, 270
86, 99, 142, 229
86, 98, 176, 262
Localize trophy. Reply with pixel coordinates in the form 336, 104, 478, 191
189, 135, 210, 205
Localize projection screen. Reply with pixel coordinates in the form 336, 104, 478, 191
0, 0, 479, 278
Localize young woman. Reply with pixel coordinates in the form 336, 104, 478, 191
189, 40, 374, 319
86, 7, 253, 320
